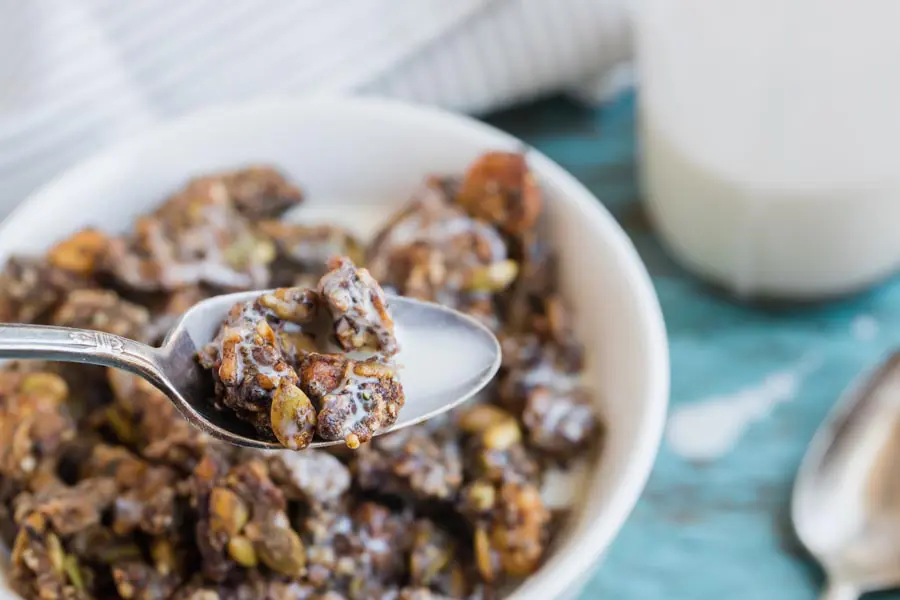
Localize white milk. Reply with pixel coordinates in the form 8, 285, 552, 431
636, 0, 900, 299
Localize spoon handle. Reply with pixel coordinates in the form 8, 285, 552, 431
0, 323, 164, 384
821, 580, 859, 600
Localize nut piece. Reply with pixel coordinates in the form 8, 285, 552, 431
465, 481, 497, 513
46, 532, 65, 574
456, 152, 542, 235
47, 228, 109, 275
20, 372, 68, 404
254, 522, 306, 577
63, 555, 85, 592
258, 287, 318, 323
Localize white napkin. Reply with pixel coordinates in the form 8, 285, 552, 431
0, 0, 633, 215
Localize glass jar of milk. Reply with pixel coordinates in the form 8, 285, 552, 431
636, 0, 900, 300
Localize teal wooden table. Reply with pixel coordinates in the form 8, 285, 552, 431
485, 93, 900, 600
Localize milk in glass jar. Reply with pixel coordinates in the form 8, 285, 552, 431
636, 0, 900, 299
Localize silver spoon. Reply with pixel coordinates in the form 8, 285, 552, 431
0, 292, 501, 449
792, 351, 900, 600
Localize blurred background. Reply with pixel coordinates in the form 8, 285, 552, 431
4, 1, 900, 599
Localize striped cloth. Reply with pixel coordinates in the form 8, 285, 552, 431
0, 0, 633, 216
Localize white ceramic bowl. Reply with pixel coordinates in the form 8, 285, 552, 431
0, 96, 668, 600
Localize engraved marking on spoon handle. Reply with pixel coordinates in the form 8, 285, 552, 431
68, 331, 126, 353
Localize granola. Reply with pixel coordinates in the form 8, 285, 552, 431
0, 153, 601, 599
198, 257, 404, 449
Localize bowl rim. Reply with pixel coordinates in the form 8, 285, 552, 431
0, 94, 669, 598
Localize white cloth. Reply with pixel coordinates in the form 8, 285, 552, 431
0, 0, 634, 215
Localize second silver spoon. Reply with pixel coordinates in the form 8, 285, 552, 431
793, 352, 900, 600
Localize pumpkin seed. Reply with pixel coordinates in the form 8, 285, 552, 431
209, 488, 249, 536
465, 260, 519, 292
255, 522, 305, 577
47, 532, 64, 574
63, 554, 85, 591
227, 536, 258, 568
270, 382, 316, 450
482, 418, 522, 451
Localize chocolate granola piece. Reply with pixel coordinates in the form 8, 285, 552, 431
466, 480, 550, 582
10, 512, 89, 599
367, 180, 514, 313
257, 221, 364, 286
498, 335, 599, 459
83, 444, 178, 536
455, 152, 542, 236
0, 256, 92, 324
13, 477, 118, 537
522, 386, 598, 457
267, 450, 351, 505
194, 459, 306, 583
299, 353, 404, 449
318, 255, 399, 355
103, 177, 277, 292
214, 166, 304, 220
198, 256, 403, 450
198, 288, 319, 448
455, 403, 540, 485
408, 520, 466, 595
53, 288, 151, 342
0, 371, 75, 485
106, 370, 209, 469
1, 358, 111, 429
354, 425, 463, 503
300, 501, 412, 598
112, 560, 179, 600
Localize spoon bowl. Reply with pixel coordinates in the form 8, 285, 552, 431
792, 352, 900, 600
0, 292, 502, 449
